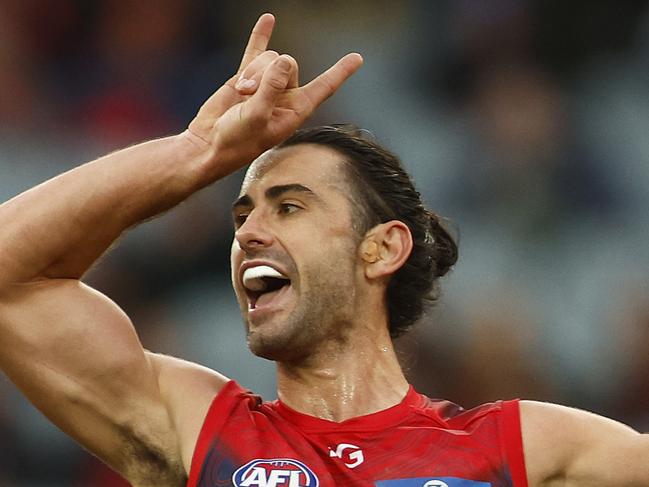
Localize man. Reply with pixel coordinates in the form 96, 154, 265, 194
0, 12, 647, 487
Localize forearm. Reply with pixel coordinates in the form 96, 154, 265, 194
0, 13, 362, 286
0, 131, 216, 283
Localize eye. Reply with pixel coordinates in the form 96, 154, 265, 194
233, 212, 249, 228
279, 203, 301, 215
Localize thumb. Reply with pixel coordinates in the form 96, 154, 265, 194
248, 55, 296, 116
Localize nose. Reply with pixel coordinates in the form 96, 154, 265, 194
234, 210, 274, 252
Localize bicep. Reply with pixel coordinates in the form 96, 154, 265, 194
0, 279, 181, 481
520, 400, 649, 487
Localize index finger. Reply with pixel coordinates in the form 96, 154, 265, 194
301, 53, 364, 108
238, 13, 276, 73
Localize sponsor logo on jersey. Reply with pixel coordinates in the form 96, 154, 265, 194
232, 458, 319, 487
328, 443, 365, 469
374, 477, 490, 487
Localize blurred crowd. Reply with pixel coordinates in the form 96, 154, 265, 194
1, 1, 649, 485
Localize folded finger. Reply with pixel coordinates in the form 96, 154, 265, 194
287, 57, 299, 89
235, 50, 279, 94
246, 55, 297, 120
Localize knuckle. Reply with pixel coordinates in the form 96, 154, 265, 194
266, 74, 288, 91
282, 54, 297, 65
246, 50, 278, 70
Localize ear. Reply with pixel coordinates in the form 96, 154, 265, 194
360, 221, 413, 280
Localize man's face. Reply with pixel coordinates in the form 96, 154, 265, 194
230, 144, 362, 362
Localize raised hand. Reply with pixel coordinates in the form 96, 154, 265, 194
186, 13, 363, 177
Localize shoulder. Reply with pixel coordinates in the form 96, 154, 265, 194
519, 400, 590, 486
146, 352, 230, 475
415, 392, 513, 428
519, 400, 647, 487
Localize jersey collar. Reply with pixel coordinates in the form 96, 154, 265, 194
271, 385, 422, 432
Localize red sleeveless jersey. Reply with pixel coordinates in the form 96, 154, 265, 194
187, 381, 528, 487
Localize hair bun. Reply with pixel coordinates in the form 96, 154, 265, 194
427, 212, 458, 278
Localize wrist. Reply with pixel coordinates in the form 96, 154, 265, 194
177, 128, 254, 185
174, 129, 225, 187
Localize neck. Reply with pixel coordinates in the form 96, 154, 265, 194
275, 326, 409, 422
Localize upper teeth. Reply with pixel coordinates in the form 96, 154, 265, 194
242, 265, 286, 291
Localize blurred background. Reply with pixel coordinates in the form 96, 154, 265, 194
1, 0, 649, 485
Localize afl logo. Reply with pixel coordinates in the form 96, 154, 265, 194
232, 458, 319, 487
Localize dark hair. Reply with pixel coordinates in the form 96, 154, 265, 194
278, 125, 458, 337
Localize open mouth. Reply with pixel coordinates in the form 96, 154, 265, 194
242, 265, 292, 310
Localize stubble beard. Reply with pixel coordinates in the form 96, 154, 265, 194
246, 258, 357, 364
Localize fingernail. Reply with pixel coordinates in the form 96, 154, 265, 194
240, 78, 256, 89
235, 77, 247, 89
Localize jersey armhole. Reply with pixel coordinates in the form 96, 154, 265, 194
187, 380, 242, 487
500, 400, 529, 487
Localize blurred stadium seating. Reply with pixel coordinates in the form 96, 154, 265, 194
1, 1, 649, 485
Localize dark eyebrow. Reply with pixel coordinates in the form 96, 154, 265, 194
231, 194, 253, 211
231, 184, 319, 211
265, 183, 317, 200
